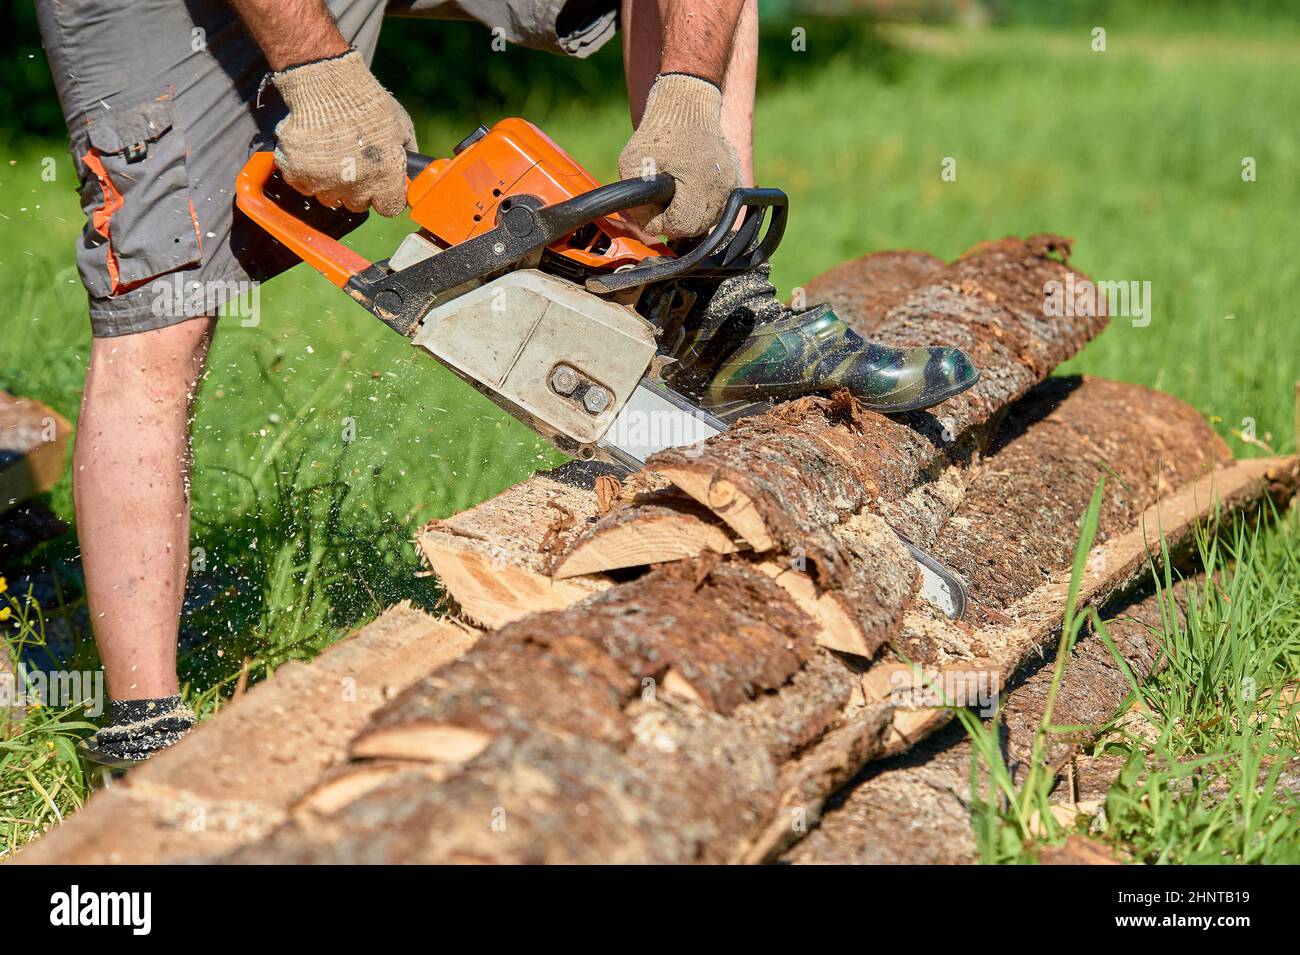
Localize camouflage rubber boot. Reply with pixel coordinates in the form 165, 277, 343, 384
668, 263, 979, 414
704, 302, 978, 412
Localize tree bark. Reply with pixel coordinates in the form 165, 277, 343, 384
222, 382, 1291, 864
782, 574, 1187, 865
10, 604, 477, 864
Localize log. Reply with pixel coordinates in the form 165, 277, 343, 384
635, 236, 1103, 574
220, 381, 1287, 864
10, 603, 478, 864
782, 576, 1182, 865
416, 463, 613, 628
0, 392, 71, 514
738, 453, 1295, 863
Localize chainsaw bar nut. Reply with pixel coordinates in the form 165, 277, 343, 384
583, 387, 611, 414
550, 366, 580, 396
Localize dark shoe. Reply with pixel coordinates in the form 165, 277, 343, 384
78, 696, 196, 776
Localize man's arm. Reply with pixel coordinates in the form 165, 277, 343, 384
228, 0, 416, 217
658, 0, 747, 87
227, 0, 348, 70
617, 0, 749, 239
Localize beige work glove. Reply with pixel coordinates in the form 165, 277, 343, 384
271, 50, 416, 218
618, 73, 743, 240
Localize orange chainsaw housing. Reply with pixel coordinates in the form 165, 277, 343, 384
235, 118, 668, 288
408, 118, 668, 267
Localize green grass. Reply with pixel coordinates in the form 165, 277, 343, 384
1091, 506, 1300, 864
2, 15, 1299, 855
963, 495, 1300, 864
1, 581, 97, 854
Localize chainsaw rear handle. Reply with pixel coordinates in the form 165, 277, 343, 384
233, 152, 373, 288
235, 150, 676, 290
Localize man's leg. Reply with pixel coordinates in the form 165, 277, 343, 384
621, 0, 757, 186
74, 316, 217, 700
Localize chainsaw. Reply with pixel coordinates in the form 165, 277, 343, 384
235, 118, 968, 619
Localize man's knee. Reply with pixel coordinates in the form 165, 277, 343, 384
84, 315, 217, 398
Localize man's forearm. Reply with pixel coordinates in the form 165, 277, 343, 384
228, 0, 349, 71
658, 0, 747, 86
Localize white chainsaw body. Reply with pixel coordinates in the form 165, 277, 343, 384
396, 230, 722, 466
411, 268, 657, 452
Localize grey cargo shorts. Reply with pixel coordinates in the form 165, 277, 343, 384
37, 0, 618, 337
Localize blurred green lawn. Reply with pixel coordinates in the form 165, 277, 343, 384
1, 18, 1298, 689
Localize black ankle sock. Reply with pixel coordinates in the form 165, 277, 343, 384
87, 695, 196, 761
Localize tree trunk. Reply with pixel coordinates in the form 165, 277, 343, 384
782, 574, 1188, 865
10, 604, 477, 864
223, 379, 1291, 864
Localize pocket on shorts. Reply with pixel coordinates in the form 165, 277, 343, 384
78, 88, 203, 297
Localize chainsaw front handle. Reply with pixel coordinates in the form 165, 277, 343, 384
234, 151, 377, 288
535, 174, 675, 236
586, 186, 788, 294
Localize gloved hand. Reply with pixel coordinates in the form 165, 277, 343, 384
618, 72, 743, 240
271, 49, 416, 218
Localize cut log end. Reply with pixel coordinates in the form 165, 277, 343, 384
756, 561, 876, 658
660, 668, 705, 705
350, 723, 494, 764
291, 761, 449, 818
655, 466, 775, 552
420, 534, 606, 628
551, 505, 744, 578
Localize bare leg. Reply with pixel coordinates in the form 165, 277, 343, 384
73, 315, 217, 700
622, 0, 757, 186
